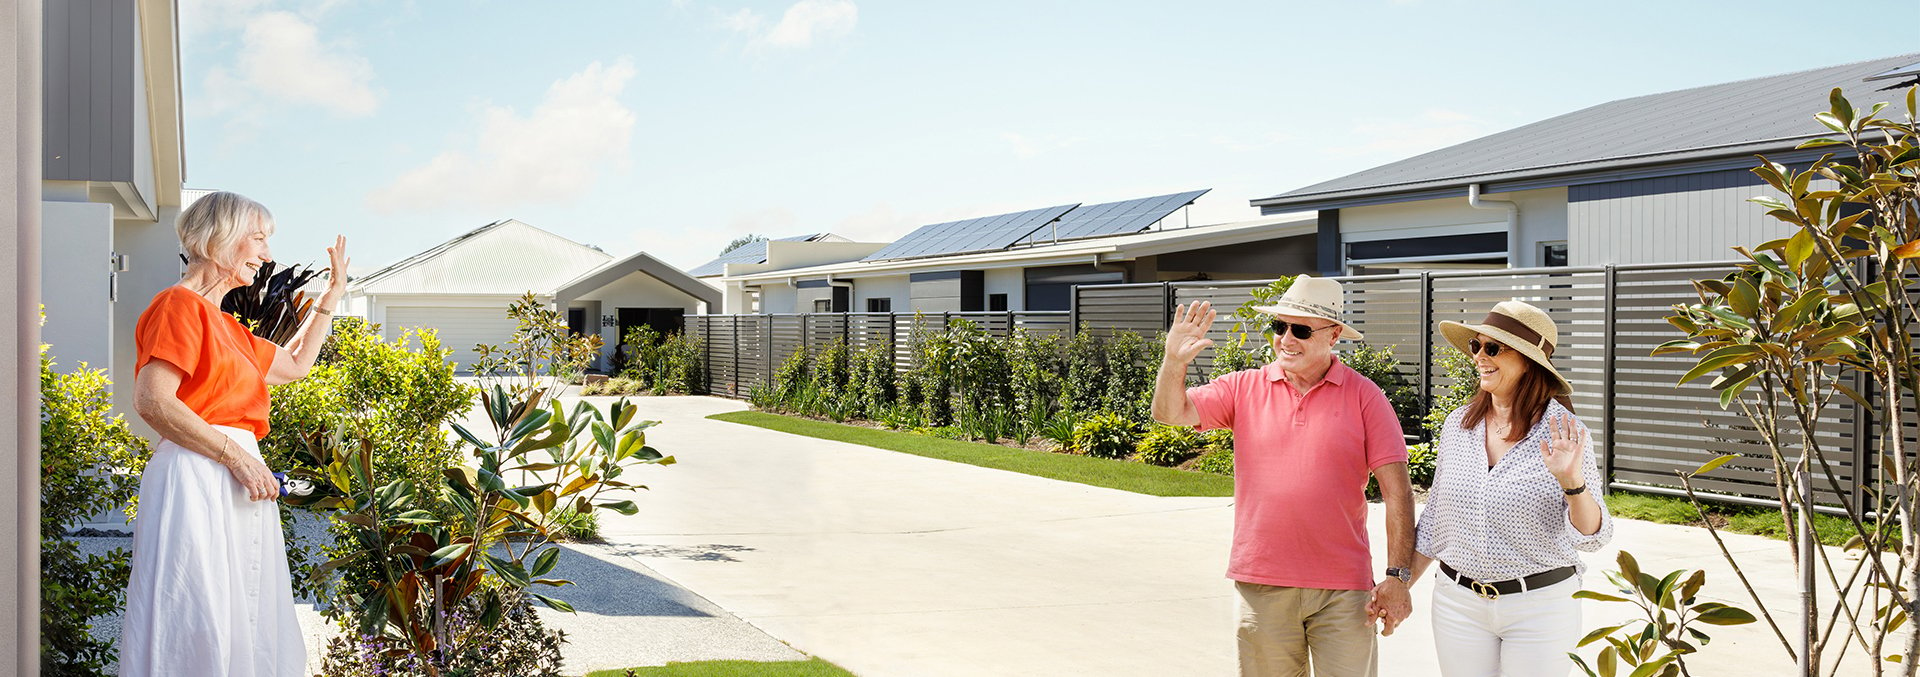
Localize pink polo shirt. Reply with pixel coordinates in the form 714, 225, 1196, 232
1188, 358, 1407, 590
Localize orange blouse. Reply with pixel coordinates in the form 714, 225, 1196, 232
134, 286, 281, 439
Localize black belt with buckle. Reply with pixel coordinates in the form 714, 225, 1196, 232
1440, 562, 1576, 600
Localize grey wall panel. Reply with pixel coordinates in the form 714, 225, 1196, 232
44, 0, 134, 183
1568, 167, 1822, 266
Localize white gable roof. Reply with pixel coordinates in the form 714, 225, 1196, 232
351, 219, 613, 295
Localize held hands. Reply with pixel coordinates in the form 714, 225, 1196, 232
1163, 301, 1216, 366
1543, 412, 1589, 490
1367, 578, 1412, 636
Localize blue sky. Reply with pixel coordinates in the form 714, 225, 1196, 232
178, 0, 1920, 277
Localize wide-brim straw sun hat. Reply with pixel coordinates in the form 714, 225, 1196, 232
1249, 274, 1364, 341
1438, 300, 1572, 395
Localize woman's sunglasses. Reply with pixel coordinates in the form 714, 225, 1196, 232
1268, 319, 1339, 340
1467, 338, 1507, 357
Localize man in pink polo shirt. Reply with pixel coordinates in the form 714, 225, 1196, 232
1151, 275, 1415, 677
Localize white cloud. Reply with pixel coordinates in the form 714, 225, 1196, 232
366, 60, 639, 213
196, 7, 378, 118
1331, 109, 1492, 158
724, 0, 858, 51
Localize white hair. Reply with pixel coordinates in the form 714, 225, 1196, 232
176, 191, 274, 267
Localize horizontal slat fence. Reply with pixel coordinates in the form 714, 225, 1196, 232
686, 261, 1884, 507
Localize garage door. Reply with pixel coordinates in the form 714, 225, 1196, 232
383, 306, 519, 374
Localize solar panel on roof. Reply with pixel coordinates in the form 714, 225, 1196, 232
1867, 62, 1920, 82
861, 204, 1077, 261
1014, 189, 1210, 245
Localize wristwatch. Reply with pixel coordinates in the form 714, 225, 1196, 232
1385, 567, 1412, 585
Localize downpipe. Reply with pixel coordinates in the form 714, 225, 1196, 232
1467, 184, 1520, 268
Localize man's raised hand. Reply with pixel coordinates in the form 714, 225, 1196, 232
1163, 301, 1217, 366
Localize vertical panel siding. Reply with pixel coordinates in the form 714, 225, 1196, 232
1568, 168, 1827, 266
44, 0, 135, 183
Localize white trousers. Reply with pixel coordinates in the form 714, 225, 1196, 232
1431, 573, 1582, 677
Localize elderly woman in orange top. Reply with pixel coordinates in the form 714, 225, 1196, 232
119, 191, 349, 677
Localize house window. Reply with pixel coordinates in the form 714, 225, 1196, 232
989, 293, 1008, 311
866, 298, 892, 312
813, 299, 831, 313
1541, 241, 1569, 267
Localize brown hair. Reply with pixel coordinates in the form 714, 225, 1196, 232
1460, 358, 1574, 442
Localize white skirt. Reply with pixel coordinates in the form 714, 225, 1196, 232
119, 425, 306, 677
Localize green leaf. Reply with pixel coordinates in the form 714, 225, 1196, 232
1617, 551, 1643, 589
1690, 454, 1740, 477
1676, 569, 1706, 603
389, 509, 440, 525
1679, 345, 1761, 385
1654, 570, 1685, 609
1599, 645, 1618, 676
1829, 87, 1854, 126
1573, 590, 1633, 604
1784, 229, 1816, 268
591, 420, 617, 453
1693, 606, 1758, 625
530, 547, 561, 577
531, 593, 576, 613
451, 422, 492, 450
598, 499, 639, 516
485, 553, 531, 588
1578, 623, 1628, 646
426, 543, 472, 570
479, 591, 503, 628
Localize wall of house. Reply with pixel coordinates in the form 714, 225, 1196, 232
984, 268, 1024, 310
1567, 168, 1814, 266
1339, 187, 1568, 268
759, 281, 799, 314
1155, 234, 1317, 278
110, 206, 186, 441
41, 199, 114, 372
852, 275, 908, 312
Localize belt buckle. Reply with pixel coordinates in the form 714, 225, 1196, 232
1471, 580, 1501, 600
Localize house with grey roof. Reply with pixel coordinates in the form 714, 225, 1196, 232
1254, 52, 1920, 275
704, 189, 1322, 314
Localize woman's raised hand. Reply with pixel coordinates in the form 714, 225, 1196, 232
1163, 301, 1217, 366
1543, 412, 1588, 490
323, 235, 350, 298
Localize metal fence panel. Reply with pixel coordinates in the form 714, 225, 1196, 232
683, 261, 1879, 506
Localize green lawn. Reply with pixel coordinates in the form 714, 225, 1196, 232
1606, 491, 1864, 547
707, 411, 1234, 498
585, 658, 854, 677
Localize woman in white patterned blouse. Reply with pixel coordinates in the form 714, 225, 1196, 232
1395, 300, 1613, 677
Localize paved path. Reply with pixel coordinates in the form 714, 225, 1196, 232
581, 395, 1882, 676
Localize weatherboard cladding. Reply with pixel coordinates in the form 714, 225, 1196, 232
1256, 52, 1920, 209
1567, 167, 1830, 266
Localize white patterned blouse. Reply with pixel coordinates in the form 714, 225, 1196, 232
1414, 398, 1614, 582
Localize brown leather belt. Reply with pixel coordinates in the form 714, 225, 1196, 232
1440, 562, 1576, 600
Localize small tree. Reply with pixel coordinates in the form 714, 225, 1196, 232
1656, 86, 1919, 675
472, 292, 604, 403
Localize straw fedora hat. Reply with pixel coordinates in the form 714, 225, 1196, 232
1250, 275, 1364, 340
1438, 300, 1572, 395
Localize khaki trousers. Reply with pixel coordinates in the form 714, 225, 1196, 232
1236, 582, 1377, 677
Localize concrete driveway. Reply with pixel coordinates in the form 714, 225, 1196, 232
577, 395, 1876, 677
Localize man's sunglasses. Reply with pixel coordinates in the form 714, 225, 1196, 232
1268, 319, 1339, 340
1467, 338, 1508, 357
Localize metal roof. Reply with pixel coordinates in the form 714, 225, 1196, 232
688, 233, 834, 277
1253, 53, 1920, 211
349, 219, 612, 295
